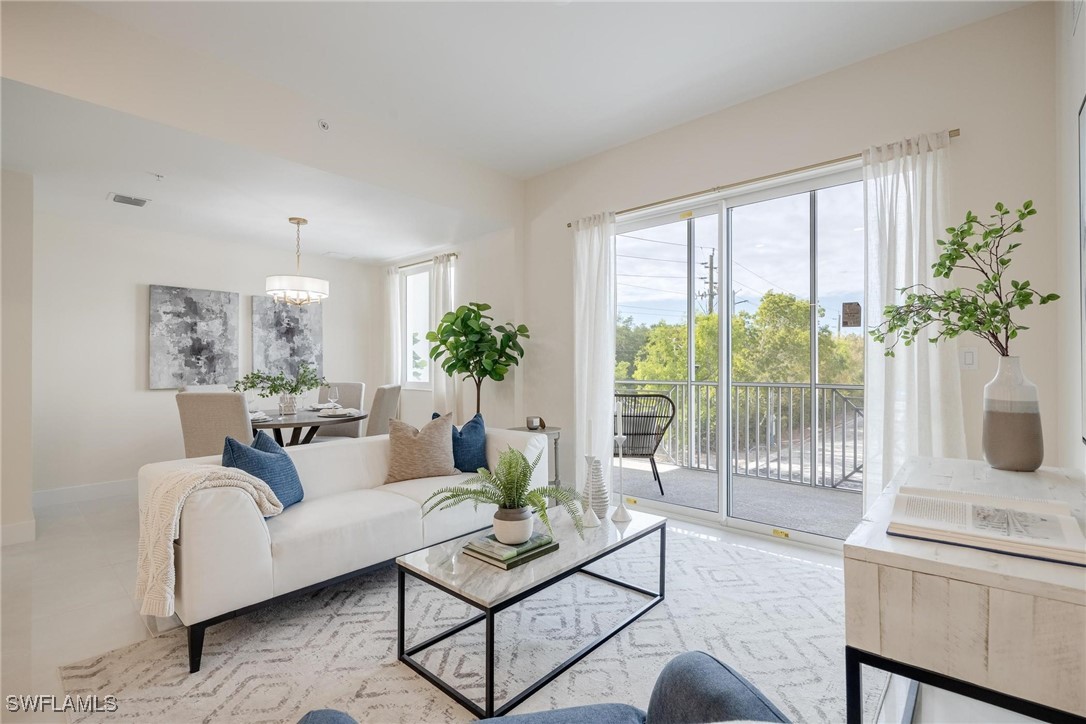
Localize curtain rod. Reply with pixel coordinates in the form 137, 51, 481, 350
398, 252, 458, 271
566, 128, 961, 228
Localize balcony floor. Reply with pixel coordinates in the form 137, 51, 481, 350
613, 459, 862, 539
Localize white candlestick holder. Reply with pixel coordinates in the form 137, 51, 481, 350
611, 433, 632, 522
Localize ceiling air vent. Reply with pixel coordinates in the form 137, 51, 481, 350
110, 193, 149, 207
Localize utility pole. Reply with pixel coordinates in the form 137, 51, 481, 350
698, 250, 716, 314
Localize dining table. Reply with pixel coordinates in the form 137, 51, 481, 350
251, 409, 368, 446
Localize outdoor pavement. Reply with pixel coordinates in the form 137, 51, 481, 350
614, 458, 862, 539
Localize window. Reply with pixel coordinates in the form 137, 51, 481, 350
401, 265, 432, 388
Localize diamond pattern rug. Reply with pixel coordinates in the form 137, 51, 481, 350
60, 527, 885, 723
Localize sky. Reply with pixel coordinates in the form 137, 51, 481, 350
616, 180, 865, 336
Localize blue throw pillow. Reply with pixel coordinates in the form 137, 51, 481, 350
432, 412, 488, 473
222, 431, 304, 509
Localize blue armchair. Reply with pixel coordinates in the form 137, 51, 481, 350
482, 651, 789, 723
299, 651, 789, 724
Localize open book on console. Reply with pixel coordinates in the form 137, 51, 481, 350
887, 486, 1086, 566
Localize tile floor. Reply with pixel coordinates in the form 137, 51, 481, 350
0, 494, 1010, 724
1, 492, 179, 723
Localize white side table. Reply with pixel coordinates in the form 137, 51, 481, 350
511, 426, 562, 488
843, 457, 1086, 723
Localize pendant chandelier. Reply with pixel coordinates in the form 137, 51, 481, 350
266, 217, 329, 305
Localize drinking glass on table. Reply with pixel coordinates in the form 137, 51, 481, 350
327, 386, 339, 408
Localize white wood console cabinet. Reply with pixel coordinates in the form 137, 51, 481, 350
843, 457, 1086, 723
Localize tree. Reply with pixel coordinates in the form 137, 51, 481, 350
615, 316, 650, 380
627, 291, 863, 386
427, 302, 530, 415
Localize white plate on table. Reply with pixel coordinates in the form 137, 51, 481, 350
318, 410, 353, 418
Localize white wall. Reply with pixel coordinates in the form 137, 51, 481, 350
31, 213, 385, 492
523, 3, 1061, 484
1, 170, 36, 541
398, 224, 527, 431
1055, 2, 1086, 471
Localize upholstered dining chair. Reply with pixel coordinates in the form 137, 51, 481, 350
615, 393, 677, 495
313, 382, 366, 439
365, 384, 401, 436
175, 392, 253, 458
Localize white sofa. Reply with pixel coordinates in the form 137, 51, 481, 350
137, 428, 547, 672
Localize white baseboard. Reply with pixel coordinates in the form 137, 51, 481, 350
33, 478, 137, 509
1, 518, 36, 546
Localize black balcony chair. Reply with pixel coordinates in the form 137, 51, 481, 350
614, 393, 676, 496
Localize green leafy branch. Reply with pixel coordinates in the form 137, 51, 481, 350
870, 200, 1058, 357
232, 361, 325, 397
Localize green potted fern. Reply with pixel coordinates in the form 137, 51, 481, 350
423, 447, 583, 544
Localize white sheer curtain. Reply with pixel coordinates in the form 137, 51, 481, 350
573, 213, 616, 491
385, 266, 402, 385
431, 253, 458, 416
864, 131, 966, 507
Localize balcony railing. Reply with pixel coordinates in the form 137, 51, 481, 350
615, 380, 863, 491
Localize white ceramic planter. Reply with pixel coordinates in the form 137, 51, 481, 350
982, 356, 1043, 471
492, 507, 534, 544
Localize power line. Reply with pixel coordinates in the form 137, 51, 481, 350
618, 273, 687, 278
619, 233, 718, 252
616, 253, 686, 264
618, 281, 686, 296
733, 260, 803, 297
618, 301, 686, 310
621, 306, 686, 316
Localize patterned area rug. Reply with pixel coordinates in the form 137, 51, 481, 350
60, 527, 884, 723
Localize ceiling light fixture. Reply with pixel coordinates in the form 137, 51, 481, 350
266, 217, 329, 306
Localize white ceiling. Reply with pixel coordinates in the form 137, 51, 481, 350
86, 1, 1022, 178
1, 80, 501, 261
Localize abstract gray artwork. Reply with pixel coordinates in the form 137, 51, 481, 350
252, 297, 324, 378
148, 285, 240, 390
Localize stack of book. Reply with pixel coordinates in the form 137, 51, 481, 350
462, 532, 558, 570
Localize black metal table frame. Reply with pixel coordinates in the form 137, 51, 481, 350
845, 646, 1086, 724
397, 522, 666, 718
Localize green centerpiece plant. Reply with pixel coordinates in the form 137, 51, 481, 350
870, 200, 1059, 471
426, 302, 529, 415
423, 447, 583, 545
233, 362, 325, 415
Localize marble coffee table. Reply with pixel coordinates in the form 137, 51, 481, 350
396, 508, 667, 718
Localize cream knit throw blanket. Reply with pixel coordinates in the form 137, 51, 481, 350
136, 465, 284, 617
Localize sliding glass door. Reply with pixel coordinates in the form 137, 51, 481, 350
614, 209, 721, 514
726, 178, 864, 539
611, 169, 865, 540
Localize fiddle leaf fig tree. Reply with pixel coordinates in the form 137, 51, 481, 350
426, 302, 530, 415
870, 201, 1059, 357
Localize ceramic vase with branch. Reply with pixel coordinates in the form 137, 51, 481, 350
233, 362, 325, 416
870, 201, 1059, 471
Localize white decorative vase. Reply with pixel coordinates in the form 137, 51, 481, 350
493, 506, 534, 544
279, 393, 298, 416
982, 356, 1043, 472
581, 457, 609, 519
